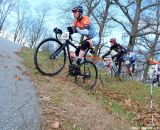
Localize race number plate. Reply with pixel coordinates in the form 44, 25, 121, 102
61, 32, 69, 40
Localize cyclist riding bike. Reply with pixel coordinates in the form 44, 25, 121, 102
124, 49, 137, 74
102, 38, 127, 75
67, 5, 100, 66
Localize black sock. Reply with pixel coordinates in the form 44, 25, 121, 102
76, 58, 81, 66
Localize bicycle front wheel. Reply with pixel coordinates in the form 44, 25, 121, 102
75, 61, 98, 90
99, 67, 121, 85
34, 38, 66, 76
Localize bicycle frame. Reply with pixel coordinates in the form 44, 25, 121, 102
102, 57, 126, 81
103, 57, 118, 75
50, 36, 94, 66
50, 39, 78, 65
52, 28, 95, 65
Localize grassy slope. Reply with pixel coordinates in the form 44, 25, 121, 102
18, 47, 160, 129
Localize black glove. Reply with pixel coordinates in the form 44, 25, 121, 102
53, 28, 62, 34
67, 26, 74, 34
102, 55, 106, 59
111, 56, 115, 60
90, 48, 95, 54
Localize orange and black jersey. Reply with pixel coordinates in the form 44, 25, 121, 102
73, 16, 97, 39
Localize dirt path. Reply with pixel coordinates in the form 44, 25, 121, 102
29, 67, 131, 130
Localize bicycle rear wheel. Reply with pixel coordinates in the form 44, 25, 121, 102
34, 38, 66, 76
75, 61, 98, 90
121, 65, 133, 80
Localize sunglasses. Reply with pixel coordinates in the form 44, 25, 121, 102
72, 10, 78, 13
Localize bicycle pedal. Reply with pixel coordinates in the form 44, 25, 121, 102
68, 64, 80, 76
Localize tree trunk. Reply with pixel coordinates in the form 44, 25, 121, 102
143, 62, 150, 81
128, 0, 141, 50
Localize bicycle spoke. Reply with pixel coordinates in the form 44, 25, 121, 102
34, 38, 66, 76
76, 61, 98, 90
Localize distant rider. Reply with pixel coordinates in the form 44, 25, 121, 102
102, 38, 127, 75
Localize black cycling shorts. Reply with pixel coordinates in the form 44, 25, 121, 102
80, 40, 90, 51
75, 40, 90, 56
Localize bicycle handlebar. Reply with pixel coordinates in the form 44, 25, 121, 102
53, 27, 62, 34
53, 27, 73, 41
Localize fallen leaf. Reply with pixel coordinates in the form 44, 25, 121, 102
15, 75, 22, 81
41, 96, 50, 101
22, 71, 30, 76
16, 66, 22, 71
50, 121, 60, 129
124, 98, 132, 108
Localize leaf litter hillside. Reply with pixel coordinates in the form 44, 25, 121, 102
17, 47, 160, 130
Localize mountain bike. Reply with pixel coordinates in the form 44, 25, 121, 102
34, 27, 98, 90
121, 61, 134, 80
98, 57, 121, 85
98, 56, 133, 85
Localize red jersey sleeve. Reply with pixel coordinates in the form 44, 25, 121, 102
73, 20, 78, 28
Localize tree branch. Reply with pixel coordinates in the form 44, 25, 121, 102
138, 23, 150, 32
136, 42, 150, 50
141, 2, 160, 12
137, 31, 159, 37
92, 12, 101, 27
114, 1, 134, 24
111, 17, 131, 35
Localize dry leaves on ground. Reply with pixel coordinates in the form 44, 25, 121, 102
124, 98, 132, 108
15, 75, 22, 81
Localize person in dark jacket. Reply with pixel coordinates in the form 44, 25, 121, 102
102, 38, 127, 75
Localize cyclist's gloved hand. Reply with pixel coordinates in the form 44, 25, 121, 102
90, 48, 95, 54
111, 56, 115, 60
53, 28, 62, 34
67, 26, 74, 34
102, 55, 106, 59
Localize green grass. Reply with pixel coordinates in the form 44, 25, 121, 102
18, 47, 160, 128
17, 47, 45, 83
110, 81, 159, 106
94, 80, 160, 127
18, 47, 65, 76
18, 47, 34, 68
52, 97, 64, 105
63, 124, 81, 130
109, 100, 127, 117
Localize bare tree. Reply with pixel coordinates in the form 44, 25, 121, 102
83, 0, 101, 16
112, 0, 160, 50
137, 1, 160, 81
18, 18, 32, 46
13, 0, 30, 45
28, 2, 51, 48
0, 0, 16, 31
91, 0, 114, 56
